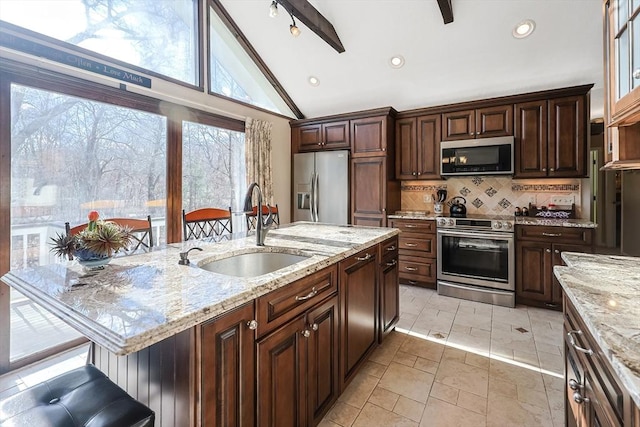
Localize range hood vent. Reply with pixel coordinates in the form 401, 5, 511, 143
600, 159, 640, 171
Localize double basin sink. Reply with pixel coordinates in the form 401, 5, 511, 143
198, 249, 313, 278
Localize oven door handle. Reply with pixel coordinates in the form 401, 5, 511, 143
437, 229, 513, 241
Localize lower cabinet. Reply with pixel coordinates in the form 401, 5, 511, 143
379, 236, 399, 342
388, 218, 437, 288
256, 295, 339, 427
516, 225, 594, 309
339, 247, 379, 388
200, 302, 256, 427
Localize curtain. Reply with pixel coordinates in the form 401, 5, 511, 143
245, 117, 274, 204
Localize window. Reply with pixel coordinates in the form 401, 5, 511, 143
209, 5, 295, 116
182, 121, 246, 230
0, 0, 199, 85
9, 82, 167, 361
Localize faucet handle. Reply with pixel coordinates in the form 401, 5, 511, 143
262, 204, 274, 226
179, 247, 203, 265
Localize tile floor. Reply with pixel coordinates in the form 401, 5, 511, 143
0, 285, 566, 427
319, 285, 566, 427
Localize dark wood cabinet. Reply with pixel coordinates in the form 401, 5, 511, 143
351, 116, 389, 157
201, 302, 256, 427
378, 236, 399, 342
389, 219, 437, 288
515, 95, 588, 178
339, 248, 378, 388
395, 115, 441, 180
516, 226, 594, 309
442, 104, 513, 141
293, 121, 349, 152
563, 298, 638, 427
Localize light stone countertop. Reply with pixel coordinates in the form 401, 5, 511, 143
554, 252, 640, 407
2, 222, 398, 356
515, 217, 597, 228
387, 211, 439, 220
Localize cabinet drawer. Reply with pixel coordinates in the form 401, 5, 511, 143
517, 225, 593, 245
390, 219, 435, 233
398, 258, 436, 282
398, 234, 436, 257
256, 265, 337, 338
379, 236, 398, 261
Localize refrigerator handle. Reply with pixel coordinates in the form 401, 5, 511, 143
314, 172, 320, 222
310, 172, 317, 222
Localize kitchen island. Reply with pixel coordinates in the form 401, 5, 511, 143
2, 222, 400, 427
554, 252, 640, 426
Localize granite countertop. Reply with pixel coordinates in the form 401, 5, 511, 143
515, 217, 597, 228
2, 222, 397, 356
554, 252, 640, 407
387, 211, 439, 220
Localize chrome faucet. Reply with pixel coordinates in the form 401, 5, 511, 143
178, 247, 202, 265
243, 183, 273, 246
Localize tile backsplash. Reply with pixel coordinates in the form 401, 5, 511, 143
401, 177, 584, 217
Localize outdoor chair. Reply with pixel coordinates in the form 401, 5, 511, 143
182, 207, 233, 240
245, 204, 279, 231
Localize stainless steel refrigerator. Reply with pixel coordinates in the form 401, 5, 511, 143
293, 150, 349, 224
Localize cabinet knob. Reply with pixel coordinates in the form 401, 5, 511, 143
569, 379, 583, 391
542, 167, 547, 172
382, 148, 386, 152
634, 69, 640, 79
554, 249, 559, 254
469, 132, 474, 136
310, 323, 319, 331
573, 392, 590, 404
550, 168, 555, 172
317, 142, 322, 146
417, 172, 422, 176
247, 320, 258, 330
412, 172, 417, 176
301, 330, 311, 338
545, 248, 551, 253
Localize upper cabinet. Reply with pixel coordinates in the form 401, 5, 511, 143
351, 116, 390, 157
604, 0, 640, 166
395, 115, 441, 180
292, 121, 350, 152
515, 94, 588, 178
441, 104, 513, 141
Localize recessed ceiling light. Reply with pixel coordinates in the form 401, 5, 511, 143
513, 19, 535, 39
389, 55, 405, 69
308, 76, 320, 86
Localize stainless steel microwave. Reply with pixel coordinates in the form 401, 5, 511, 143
440, 136, 514, 177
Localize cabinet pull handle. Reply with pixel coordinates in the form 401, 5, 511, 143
356, 253, 372, 261
542, 232, 562, 237
301, 330, 311, 338
309, 323, 319, 331
386, 259, 397, 266
404, 224, 418, 228
386, 245, 397, 251
246, 320, 258, 330
404, 243, 418, 247
567, 330, 593, 355
405, 266, 418, 271
295, 287, 318, 301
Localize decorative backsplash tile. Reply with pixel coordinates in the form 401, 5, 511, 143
400, 177, 583, 217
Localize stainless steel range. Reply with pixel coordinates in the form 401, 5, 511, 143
436, 215, 515, 308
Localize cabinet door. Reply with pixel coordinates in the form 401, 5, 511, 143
296, 124, 323, 152
416, 114, 442, 178
395, 117, 418, 180
201, 302, 255, 427
516, 241, 552, 303
339, 249, 378, 387
351, 157, 386, 224
548, 95, 587, 177
322, 121, 350, 150
306, 296, 340, 426
515, 100, 548, 178
475, 105, 513, 138
442, 109, 475, 141
256, 315, 307, 427
379, 255, 399, 342
351, 116, 388, 157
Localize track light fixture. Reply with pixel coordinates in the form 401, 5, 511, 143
289, 14, 301, 37
269, 1, 278, 18
268, 0, 301, 37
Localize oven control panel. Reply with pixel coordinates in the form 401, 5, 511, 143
436, 217, 514, 232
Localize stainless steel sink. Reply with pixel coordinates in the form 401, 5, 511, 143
199, 251, 310, 277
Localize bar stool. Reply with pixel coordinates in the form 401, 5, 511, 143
0, 364, 154, 426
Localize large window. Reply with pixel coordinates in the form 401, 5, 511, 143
182, 121, 246, 230
0, 0, 199, 85
9, 83, 168, 362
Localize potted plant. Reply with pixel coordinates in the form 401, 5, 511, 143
50, 211, 132, 266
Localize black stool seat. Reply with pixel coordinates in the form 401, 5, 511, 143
0, 364, 154, 427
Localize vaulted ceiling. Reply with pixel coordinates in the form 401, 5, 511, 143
219, 0, 604, 120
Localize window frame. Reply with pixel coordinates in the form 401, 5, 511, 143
0, 57, 244, 373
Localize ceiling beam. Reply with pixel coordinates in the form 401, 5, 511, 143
278, 0, 345, 53
436, 0, 454, 24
